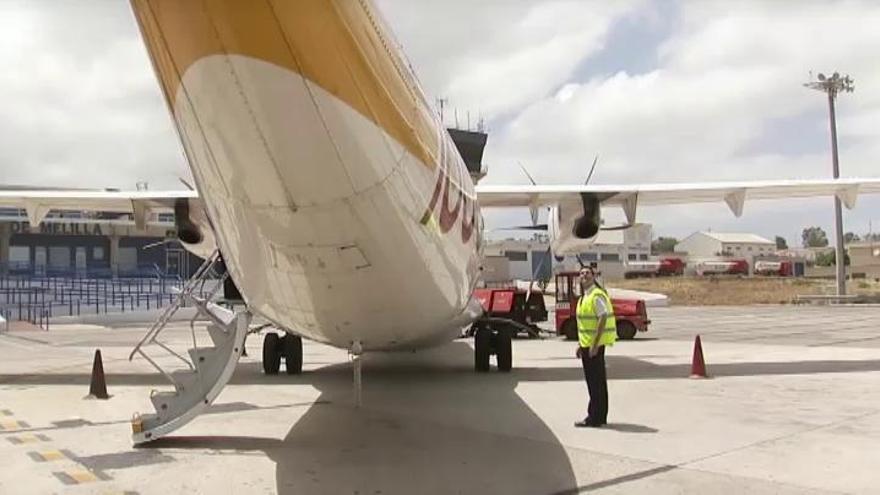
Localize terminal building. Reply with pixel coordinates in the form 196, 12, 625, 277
482, 224, 654, 282
0, 209, 200, 279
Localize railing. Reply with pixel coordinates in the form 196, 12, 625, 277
0, 262, 219, 330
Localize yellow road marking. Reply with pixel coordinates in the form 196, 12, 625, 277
68, 470, 99, 483
39, 450, 66, 461
0, 419, 28, 431
6, 433, 50, 444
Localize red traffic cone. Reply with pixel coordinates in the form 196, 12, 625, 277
690, 335, 708, 379
88, 349, 109, 399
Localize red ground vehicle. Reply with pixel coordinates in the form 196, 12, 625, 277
694, 259, 749, 276
472, 287, 547, 337
554, 271, 650, 341
754, 260, 793, 276
624, 258, 685, 278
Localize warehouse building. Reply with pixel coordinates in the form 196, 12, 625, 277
675, 232, 775, 259
482, 224, 653, 282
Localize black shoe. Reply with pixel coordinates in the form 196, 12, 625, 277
574, 418, 602, 428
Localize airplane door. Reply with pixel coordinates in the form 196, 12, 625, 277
75, 247, 87, 278
34, 247, 47, 276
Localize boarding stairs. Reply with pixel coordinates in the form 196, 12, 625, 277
128, 250, 250, 444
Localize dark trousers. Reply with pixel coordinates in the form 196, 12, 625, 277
580, 346, 608, 423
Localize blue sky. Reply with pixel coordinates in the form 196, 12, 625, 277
1, 1, 879, 246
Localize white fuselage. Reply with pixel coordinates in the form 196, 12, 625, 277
179, 57, 482, 350
131, 0, 483, 351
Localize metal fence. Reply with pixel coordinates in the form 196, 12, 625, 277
0, 264, 221, 330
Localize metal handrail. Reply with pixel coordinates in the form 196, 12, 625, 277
128, 251, 220, 361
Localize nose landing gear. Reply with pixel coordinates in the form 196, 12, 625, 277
262, 332, 303, 375
472, 321, 513, 373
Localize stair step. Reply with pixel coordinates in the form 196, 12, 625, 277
188, 348, 218, 370
150, 391, 178, 414
131, 309, 251, 445
206, 324, 228, 347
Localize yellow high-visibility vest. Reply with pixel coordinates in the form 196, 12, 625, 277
576, 286, 617, 348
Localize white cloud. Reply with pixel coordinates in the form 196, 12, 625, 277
1, 0, 878, 244
377, 0, 643, 118
0, 1, 185, 190
463, 1, 880, 242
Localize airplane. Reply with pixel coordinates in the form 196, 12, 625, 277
2, 0, 880, 443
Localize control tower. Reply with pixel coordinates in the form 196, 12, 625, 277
447, 128, 488, 183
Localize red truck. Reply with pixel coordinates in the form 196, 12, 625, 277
472, 287, 547, 338
554, 271, 650, 341
694, 259, 749, 276
624, 258, 685, 278
754, 260, 793, 276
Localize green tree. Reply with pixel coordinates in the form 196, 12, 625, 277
815, 250, 850, 266
802, 227, 829, 248
844, 232, 861, 244
651, 237, 678, 254
775, 236, 788, 249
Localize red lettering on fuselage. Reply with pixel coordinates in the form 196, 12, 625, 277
419, 148, 477, 245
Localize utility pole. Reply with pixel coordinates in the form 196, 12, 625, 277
804, 72, 854, 296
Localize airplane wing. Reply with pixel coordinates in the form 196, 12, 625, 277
0, 189, 199, 228
476, 177, 880, 224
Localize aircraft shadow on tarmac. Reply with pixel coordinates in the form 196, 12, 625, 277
2, 354, 879, 388
152, 342, 580, 495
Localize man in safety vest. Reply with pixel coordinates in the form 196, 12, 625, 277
574, 265, 616, 427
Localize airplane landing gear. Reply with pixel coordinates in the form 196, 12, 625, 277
473, 321, 513, 373
262, 332, 303, 375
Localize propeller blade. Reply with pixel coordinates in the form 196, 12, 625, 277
526, 245, 553, 302
600, 223, 633, 231
518, 162, 538, 186
179, 178, 196, 191
494, 224, 549, 231
584, 154, 599, 185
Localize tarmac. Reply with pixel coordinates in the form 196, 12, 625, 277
0, 305, 878, 494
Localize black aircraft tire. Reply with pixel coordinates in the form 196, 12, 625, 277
262, 333, 282, 375
616, 321, 637, 340
282, 334, 304, 374
496, 329, 513, 372
474, 327, 491, 372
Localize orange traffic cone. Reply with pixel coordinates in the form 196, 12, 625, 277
88, 349, 109, 399
690, 335, 708, 379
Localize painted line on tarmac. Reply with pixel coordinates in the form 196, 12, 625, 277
0, 418, 128, 436
52, 468, 111, 485
27, 449, 74, 463
0, 419, 30, 431
6, 433, 51, 444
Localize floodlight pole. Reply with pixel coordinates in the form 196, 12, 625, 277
827, 89, 846, 296
805, 72, 854, 296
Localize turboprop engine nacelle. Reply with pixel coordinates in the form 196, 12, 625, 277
548, 195, 602, 256
174, 199, 217, 259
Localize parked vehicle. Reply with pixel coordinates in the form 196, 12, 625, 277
624, 258, 685, 278
553, 271, 650, 341
472, 287, 547, 338
754, 260, 793, 276
694, 259, 749, 276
